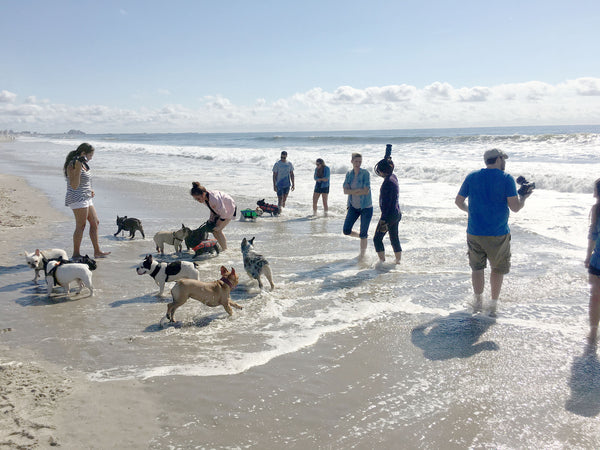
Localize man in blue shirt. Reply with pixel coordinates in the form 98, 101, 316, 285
272, 151, 295, 208
455, 148, 532, 316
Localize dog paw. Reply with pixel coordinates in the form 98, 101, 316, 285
159, 316, 169, 328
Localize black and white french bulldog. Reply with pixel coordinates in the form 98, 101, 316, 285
135, 254, 200, 296
241, 237, 274, 290
114, 215, 145, 239
45, 258, 93, 297
25, 248, 68, 283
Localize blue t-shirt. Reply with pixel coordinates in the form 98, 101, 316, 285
457, 168, 517, 236
273, 160, 294, 189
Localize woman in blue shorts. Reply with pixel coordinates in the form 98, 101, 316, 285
313, 158, 330, 216
585, 178, 600, 345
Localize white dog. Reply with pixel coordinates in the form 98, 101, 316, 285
136, 254, 200, 296
45, 259, 93, 297
153, 224, 191, 254
25, 248, 68, 283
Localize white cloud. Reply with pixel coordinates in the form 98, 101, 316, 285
0, 90, 17, 103
1, 78, 600, 133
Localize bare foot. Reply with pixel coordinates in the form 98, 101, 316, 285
94, 251, 111, 258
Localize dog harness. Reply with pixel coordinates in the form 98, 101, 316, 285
150, 261, 182, 282
220, 276, 235, 289
257, 201, 280, 215
192, 239, 218, 252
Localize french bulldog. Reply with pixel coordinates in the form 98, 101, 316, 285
256, 199, 281, 216
160, 266, 241, 327
45, 258, 93, 297
153, 224, 191, 254
25, 248, 68, 283
114, 215, 145, 239
136, 254, 200, 296
241, 237, 274, 290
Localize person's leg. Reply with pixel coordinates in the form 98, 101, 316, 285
72, 207, 89, 258
490, 271, 504, 301
373, 222, 386, 262
388, 218, 402, 264
343, 207, 361, 237
471, 269, 485, 312
358, 207, 373, 260
312, 192, 320, 215
212, 219, 231, 250
322, 193, 328, 215
87, 205, 110, 257
589, 274, 600, 344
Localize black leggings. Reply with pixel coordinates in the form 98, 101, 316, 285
373, 215, 402, 253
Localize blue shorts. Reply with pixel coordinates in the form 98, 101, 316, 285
314, 186, 329, 194
589, 264, 600, 276
277, 186, 290, 197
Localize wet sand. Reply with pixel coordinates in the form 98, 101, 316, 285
1, 153, 600, 447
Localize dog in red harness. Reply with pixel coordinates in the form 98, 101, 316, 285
257, 199, 281, 216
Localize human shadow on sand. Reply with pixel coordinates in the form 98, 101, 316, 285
411, 311, 499, 360
565, 345, 600, 417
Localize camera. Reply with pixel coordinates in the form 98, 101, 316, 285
385, 144, 392, 160
375, 144, 394, 177
516, 176, 535, 196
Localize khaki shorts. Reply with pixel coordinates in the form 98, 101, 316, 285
467, 233, 511, 274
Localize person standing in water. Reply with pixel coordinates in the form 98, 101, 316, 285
63, 143, 110, 260
455, 148, 532, 316
585, 178, 600, 346
373, 145, 402, 264
313, 158, 330, 216
272, 151, 295, 208
343, 152, 373, 261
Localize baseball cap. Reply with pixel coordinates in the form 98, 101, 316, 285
483, 148, 508, 161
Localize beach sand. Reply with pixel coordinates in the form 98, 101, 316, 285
1, 164, 599, 448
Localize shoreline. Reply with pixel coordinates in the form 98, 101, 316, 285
0, 173, 163, 448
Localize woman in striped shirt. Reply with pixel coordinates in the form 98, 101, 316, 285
63, 143, 110, 260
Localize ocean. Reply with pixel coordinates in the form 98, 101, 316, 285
1, 125, 600, 447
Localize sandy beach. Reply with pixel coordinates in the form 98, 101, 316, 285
1, 136, 600, 449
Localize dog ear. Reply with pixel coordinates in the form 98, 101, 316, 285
231, 267, 236, 276
242, 238, 247, 245
220, 265, 227, 275
250, 237, 255, 245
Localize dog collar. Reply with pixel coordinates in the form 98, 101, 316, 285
220, 276, 235, 289
150, 265, 161, 279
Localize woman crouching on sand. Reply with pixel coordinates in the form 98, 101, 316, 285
585, 177, 600, 346
64, 143, 110, 260
190, 182, 236, 251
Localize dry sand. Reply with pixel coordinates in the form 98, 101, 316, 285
0, 174, 160, 449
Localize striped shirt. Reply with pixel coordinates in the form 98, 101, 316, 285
65, 162, 92, 206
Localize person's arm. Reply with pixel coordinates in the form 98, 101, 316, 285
67, 160, 82, 190
586, 206, 599, 267
290, 171, 295, 191
507, 193, 531, 212
273, 172, 277, 192
455, 194, 468, 212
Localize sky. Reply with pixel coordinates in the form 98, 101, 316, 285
1, 0, 600, 133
